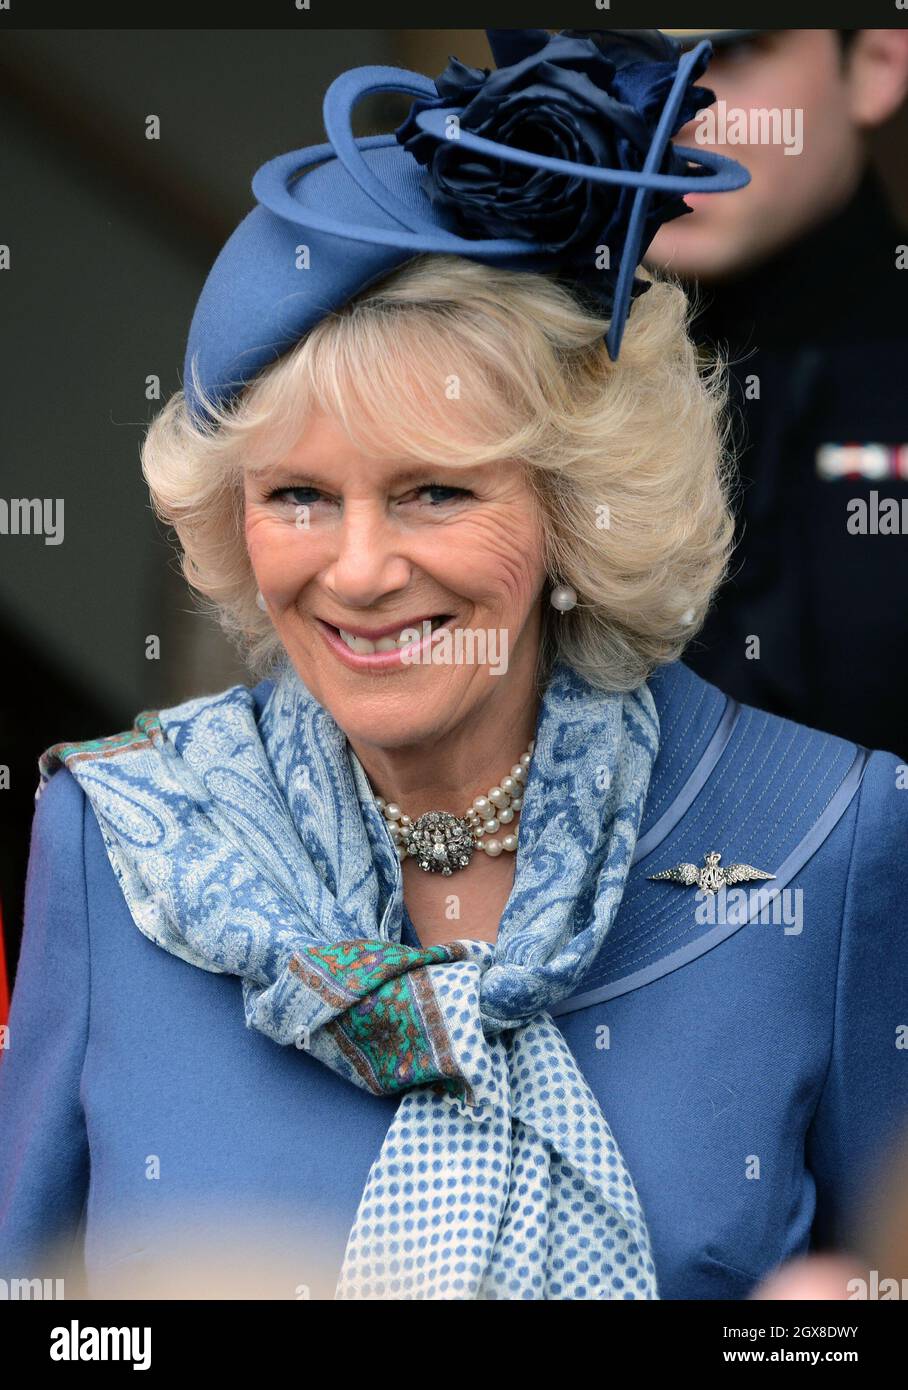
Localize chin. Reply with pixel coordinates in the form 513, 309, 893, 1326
318, 684, 471, 752
291, 651, 472, 744
648, 214, 748, 282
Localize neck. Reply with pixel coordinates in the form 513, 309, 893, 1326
346, 653, 544, 822
693, 163, 897, 345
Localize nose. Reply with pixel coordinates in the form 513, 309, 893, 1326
323, 500, 413, 607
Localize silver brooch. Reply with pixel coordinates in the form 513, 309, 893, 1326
648, 850, 775, 895
406, 811, 476, 875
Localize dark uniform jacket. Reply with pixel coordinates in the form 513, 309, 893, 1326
685, 169, 908, 761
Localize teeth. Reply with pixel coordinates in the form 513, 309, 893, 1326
337, 617, 447, 654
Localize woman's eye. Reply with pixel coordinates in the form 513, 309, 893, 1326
267, 485, 321, 507
264, 483, 471, 508
415, 484, 472, 506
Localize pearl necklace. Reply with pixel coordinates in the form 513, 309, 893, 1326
375, 738, 535, 876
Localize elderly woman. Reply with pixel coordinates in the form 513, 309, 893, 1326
1, 29, 906, 1302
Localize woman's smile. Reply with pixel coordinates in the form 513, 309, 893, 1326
314, 613, 455, 669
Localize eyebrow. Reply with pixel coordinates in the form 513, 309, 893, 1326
257, 462, 482, 486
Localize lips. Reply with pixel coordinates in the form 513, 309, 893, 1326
314, 614, 453, 666
319, 613, 449, 642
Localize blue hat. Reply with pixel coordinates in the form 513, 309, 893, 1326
183, 28, 750, 425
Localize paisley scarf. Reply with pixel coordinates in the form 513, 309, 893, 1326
39, 656, 660, 1300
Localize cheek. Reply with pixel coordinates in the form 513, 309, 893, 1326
442, 506, 546, 609
797, 95, 852, 174
244, 511, 324, 605
481, 548, 546, 612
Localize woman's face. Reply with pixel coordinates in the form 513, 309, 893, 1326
243, 409, 549, 750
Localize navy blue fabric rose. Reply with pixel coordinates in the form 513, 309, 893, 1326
395, 28, 714, 308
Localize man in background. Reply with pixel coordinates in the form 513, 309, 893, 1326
647, 29, 908, 759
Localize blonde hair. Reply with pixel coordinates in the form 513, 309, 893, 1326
142, 254, 736, 693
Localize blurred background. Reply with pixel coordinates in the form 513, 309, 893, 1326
1, 28, 907, 992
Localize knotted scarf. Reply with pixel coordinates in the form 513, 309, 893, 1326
39, 657, 661, 1300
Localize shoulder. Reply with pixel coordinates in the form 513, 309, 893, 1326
25, 769, 97, 935
650, 655, 884, 775
31, 764, 87, 861
16, 769, 93, 1030
39, 676, 277, 780
646, 656, 864, 789
839, 744, 908, 907
32, 674, 277, 851
646, 659, 906, 870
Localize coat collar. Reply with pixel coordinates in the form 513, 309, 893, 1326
553, 661, 867, 1014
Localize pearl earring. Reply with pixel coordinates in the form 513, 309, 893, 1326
256, 591, 267, 612
549, 581, 577, 613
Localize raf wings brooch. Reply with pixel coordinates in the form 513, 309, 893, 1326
648, 851, 775, 895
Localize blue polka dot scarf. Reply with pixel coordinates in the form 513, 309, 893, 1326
39, 657, 661, 1299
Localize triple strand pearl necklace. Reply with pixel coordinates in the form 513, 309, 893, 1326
375, 738, 535, 876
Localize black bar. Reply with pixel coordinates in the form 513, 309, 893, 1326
1, 2, 905, 33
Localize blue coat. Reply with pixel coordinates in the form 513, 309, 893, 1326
2, 659, 907, 1299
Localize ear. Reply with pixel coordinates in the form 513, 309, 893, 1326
845, 29, 908, 128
